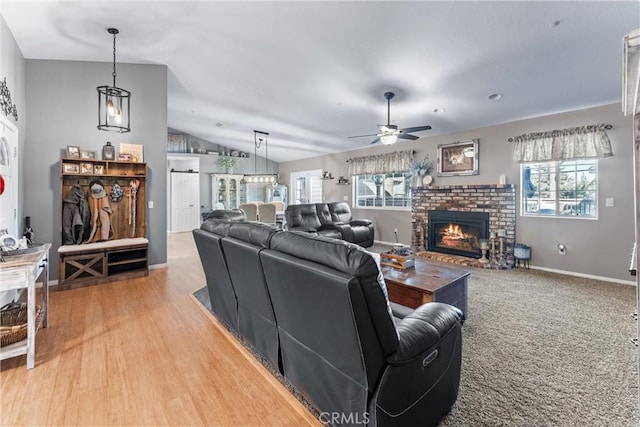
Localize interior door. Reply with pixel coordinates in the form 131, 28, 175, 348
170, 171, 200, 232
290, 169, 322, 204
0, 115, 18, 237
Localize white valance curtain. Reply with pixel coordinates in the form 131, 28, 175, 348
510, 124, 613, 163
346, 150, 414, 175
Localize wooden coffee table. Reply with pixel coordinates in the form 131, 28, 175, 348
381, 257, 470, 318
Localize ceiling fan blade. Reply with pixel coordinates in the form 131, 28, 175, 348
369, 137, 381, 145
348, 133, 379, 139
398, 133, 419, 140
400, 125, 432, 133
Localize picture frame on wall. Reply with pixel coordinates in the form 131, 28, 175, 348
119, 143, 144, 163
437, 139, 479, 176
80, 150, 97, 159
66, 145, 80, 159
80, 162, 93, 174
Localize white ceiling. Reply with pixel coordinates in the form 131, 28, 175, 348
2, 1, 638, 162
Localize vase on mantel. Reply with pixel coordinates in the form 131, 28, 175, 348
412, 175, 423, 187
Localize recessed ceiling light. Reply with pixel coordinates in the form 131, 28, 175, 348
488, 93, 503, 101
433, 108, 446, 113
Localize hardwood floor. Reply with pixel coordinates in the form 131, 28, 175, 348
1, 232, 320, 426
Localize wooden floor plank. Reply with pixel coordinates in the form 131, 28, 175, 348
1, 232, 320, 426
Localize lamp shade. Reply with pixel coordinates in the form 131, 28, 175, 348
380, 134, 398, 145
97, 85, 130, 132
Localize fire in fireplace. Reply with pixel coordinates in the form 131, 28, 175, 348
427, 210, 489, 258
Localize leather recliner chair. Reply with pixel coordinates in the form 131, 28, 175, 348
328, 201, 375, 247
285, 202, 374, 247
260, 231, 462, 426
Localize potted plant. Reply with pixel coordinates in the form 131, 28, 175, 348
219, 156, 238, 174
409, 155, 435, 187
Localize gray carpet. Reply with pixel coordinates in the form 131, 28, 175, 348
194, 267, 639, 426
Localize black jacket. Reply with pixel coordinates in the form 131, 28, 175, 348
62, 184, 91, 245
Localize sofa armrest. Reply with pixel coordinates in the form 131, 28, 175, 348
388, 303, 462, 365
350, 219, 372, 227
373, 302, 463, 426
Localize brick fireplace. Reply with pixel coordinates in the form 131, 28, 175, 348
412, 184, 516, 259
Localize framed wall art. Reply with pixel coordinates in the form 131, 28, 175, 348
66, 145, 80, 159
80, 162, 93, 174
437, 139, 479, 176
94, 164, 105, 174
80, 150, 97, 159
62, 163, 80, 174
119, 143, 143, 163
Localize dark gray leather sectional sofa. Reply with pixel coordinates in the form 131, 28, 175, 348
285, 202, 375, 247
193, 214, 463, 427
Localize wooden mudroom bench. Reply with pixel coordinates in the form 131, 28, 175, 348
57, 238, 149, 289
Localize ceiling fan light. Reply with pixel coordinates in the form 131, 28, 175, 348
380, 134, 398, 145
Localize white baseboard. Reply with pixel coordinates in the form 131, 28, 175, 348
149, 263, 168, 270
529, 265, 636, 286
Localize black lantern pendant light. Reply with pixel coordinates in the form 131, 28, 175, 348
97, 28, 131, 133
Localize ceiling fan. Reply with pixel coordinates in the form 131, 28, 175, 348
348, 92, 432, 145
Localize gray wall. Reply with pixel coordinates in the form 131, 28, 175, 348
25, 59, 168, 279
1, 16, 27, 304
280, 103, 634, 282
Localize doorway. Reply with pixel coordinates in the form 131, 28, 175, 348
167, 156, 200, 232
290, 169, 323, 204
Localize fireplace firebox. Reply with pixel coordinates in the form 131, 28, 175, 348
427, 210, 489, 258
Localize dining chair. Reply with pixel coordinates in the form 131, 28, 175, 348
239, 203, 258, 221
257, 203, 277, 226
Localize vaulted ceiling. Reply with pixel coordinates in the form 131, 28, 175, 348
2, 1, 638, 162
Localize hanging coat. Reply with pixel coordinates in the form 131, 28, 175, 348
85, 195, 114, 243
62, 184, 91, 245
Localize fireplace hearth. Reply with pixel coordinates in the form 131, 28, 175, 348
428, 210, 489, 258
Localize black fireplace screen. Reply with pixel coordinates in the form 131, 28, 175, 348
427, 210, 489, 258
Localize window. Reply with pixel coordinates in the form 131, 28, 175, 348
521, 160, 597, 218
354, 173, 412, 209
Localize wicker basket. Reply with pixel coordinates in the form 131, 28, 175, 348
1, 301, 28, 325
0, 302, 42, 347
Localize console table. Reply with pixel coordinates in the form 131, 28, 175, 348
0, 244, 50, 369
381, 257, 469, 318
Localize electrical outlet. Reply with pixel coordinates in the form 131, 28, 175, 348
148, 201, 154, 209
557, 243, 566, 255
343, 196, 348, 201
606, 197, 615, 207
393, 228, 398, 234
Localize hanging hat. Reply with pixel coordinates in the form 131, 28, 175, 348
88, 180, 106, 198
110, 182, 124, 202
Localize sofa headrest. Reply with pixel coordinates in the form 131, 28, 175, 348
316, 203, 333, 226
270, 231, 399, 354
200, 219, 233, 236
203, 209, 247, 222
286, 204, 322, 229
270, 231, 378, 279
228, 222, 280, 248
329, 202, 352, 223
